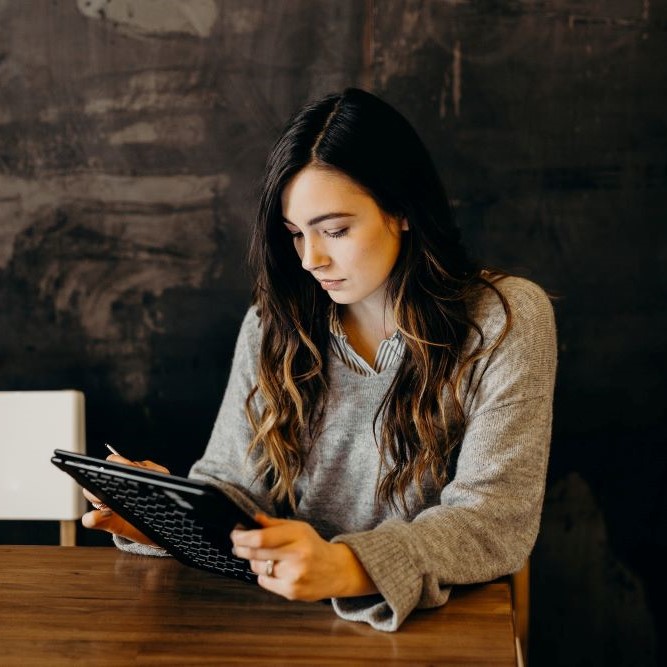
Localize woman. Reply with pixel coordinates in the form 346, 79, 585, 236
84, 88, 557, 632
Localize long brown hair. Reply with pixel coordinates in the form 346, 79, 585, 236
247, 88, 510, 513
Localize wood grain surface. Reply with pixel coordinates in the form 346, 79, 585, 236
0, 546, 516, 666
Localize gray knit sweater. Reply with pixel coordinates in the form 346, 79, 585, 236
115, 276, 557, 632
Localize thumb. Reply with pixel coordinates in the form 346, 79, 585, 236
82, 509, 157, 546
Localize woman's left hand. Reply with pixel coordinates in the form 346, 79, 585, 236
230, 514, 377, 601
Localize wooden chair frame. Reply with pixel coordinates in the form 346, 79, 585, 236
511, 560, 530, 666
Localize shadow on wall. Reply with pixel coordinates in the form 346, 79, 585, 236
533, 470, 658, 666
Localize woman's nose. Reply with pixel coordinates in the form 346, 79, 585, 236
301, 238, 329, 271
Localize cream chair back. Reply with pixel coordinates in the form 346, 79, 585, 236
0, 390, 86, 545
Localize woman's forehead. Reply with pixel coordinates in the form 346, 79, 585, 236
281, 166, 373, 220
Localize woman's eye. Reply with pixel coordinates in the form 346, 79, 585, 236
289, 230, 303, 239
326, 228, 348, 238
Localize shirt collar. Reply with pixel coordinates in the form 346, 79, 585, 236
328, 304, 404, 379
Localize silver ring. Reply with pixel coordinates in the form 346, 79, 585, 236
92, 502, 107, 510
264, 559, 275, 577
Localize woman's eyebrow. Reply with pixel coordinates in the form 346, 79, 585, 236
282, 212, 354, 227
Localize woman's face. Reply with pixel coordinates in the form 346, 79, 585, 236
281, 166, 407, 311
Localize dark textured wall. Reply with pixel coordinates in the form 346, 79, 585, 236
1, 2, 664, 665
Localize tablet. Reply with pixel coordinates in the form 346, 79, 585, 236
51, 449, 259, 583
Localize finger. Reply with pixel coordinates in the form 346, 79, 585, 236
81, 507, 114, 529
255, 566, 300, 600
136, 460, 170, 474
81, 509, 157, 546
256, 571, 283, 596
249, 558, 282, 578
230, 521, 295, 549
82, 487, 102, 505
234, 544, 286, 562
105, 454, 170, 474
106, 453, 134, 465
248, 559, 291, 598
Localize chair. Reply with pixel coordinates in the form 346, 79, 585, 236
511, 560, 530, 667
0, 390, 86, 545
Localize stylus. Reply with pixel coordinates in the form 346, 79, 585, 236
105, 443, 121, 456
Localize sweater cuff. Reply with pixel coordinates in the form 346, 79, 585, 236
113, 534, 171, 557
331, 524, 424, 632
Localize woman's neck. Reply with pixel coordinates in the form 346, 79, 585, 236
340, 301, 398, 366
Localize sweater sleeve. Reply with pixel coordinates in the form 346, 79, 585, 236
113, 306, 273, 557
331, 277, 557, 631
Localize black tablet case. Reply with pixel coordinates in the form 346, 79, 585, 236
51, 449, 259, 582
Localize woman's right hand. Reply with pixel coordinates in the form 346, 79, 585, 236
81, 454, 170, 547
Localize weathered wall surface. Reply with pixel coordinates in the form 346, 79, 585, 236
1, 2, 664, 665
0, 0, 366, 470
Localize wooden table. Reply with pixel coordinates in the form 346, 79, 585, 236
0, 546, 517, 666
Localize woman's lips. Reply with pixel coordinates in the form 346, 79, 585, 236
318, 279, 345, 290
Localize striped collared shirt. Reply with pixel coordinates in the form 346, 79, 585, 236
328, 306, 405, 377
